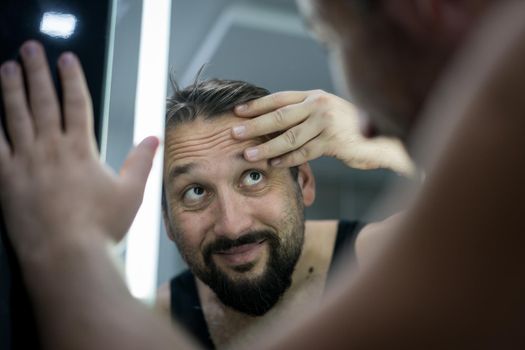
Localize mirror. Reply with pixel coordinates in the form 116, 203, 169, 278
0, 0, 411, 348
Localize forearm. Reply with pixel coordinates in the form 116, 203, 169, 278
18, 233, 198, 350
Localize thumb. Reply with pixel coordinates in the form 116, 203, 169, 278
120, 136, 160, 193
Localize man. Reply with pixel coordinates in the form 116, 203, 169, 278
156, 79, 404, 348
0, 0, 524, 349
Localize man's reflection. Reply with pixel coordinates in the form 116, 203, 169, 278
157, 79, 364, 349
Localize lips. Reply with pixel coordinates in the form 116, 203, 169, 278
214, 239, 266, 266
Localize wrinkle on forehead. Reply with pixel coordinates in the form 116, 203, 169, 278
164, 117, 262, 167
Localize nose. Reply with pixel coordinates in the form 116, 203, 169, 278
211, 188, 254, 239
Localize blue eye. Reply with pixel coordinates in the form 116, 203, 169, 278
183, 186, 206, 203
242, 170, 264, 187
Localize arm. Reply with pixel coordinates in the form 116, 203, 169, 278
232, 90, 415, 176
0, 41, 198, 350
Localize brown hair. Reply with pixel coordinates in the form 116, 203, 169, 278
166, 78, 270, 127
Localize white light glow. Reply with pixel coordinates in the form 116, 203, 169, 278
125, 0, 172, 302
40, 12, 77, 39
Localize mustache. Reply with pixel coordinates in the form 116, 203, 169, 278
203, 230, 279, 260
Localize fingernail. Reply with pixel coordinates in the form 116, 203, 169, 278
271, 158, 281, 166
59, 53, 75, 67
232, 125, 246, 137
22, 41, 39, 57
236, 104, 247, 112
245, 147, 259, 160
1, 62, 17, 77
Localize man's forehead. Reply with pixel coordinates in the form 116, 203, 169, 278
167, 112, 245, 138
164, 113, 263, 170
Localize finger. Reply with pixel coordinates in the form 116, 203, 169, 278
0, 118, 8, 162
120, 136, 159, 194
232, 101, 310, 140
58, 53, 94, 138
244, 117, 321, 162
234, 91, 307, 117
271, 139, 324, 168
20, 41, 61, 138
0, 105, 9, 163
0, 61, 35, 154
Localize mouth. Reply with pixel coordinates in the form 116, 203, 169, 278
213, 239, 267, 266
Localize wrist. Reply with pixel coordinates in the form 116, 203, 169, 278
16, 229, 112, 285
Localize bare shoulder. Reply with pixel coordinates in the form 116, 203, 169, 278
155, 281, 171, 316
296, 220, 339, 277
304, 220, 339, 254
305, 220, 339, 236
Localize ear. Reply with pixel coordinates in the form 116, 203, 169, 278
162, 209, 176, 242
296, 163, 316, 207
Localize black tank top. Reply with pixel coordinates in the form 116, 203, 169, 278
169, 220, 364, 349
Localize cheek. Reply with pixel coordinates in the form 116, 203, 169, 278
170, 212, 209, 253
250, 191, 300, 230
254, 201, 283, 224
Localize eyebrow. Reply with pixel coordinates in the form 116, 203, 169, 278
168, 163, 196, 180
168, 151, 259, 181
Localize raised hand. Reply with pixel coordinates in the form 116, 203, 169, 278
232, 90, 414, 175
0, 41, 158, 260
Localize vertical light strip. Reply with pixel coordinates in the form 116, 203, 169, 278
99, 0, 118, 162
125, 0, 172, 301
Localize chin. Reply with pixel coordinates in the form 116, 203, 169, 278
222, 259, 268, 279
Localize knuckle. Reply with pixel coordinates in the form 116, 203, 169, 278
273, 108, 287, 126
67, 91, 89, 111
298, 146, 310, 159
270, 92, 286, 105
284, 128, 298, 146
65, 134, 90, 158
310, 89, 326, 95
311, 93, 331, 107
46, 132, 63, 150
321, 109, 337, 123
7, 111, 27, 126
33, 92, 56, 109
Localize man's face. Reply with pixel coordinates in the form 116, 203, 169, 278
298, 0, 450, 141
163, 113, 314, 316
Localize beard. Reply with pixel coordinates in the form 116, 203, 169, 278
195, 228, 304, 316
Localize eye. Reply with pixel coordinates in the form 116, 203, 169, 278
241, 170, 264, 187
182, 185, 207, 204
